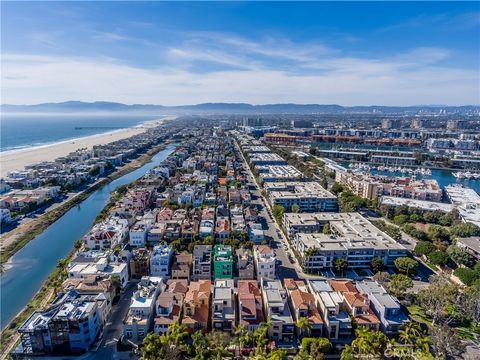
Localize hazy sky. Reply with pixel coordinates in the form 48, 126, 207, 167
2, 1, 479, 105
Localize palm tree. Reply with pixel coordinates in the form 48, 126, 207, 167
334, 257, 348, 276
295, 317, 311, 338
399, 322, 422, 345
166, 322, 188, 347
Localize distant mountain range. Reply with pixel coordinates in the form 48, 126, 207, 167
1, 101, 478, 114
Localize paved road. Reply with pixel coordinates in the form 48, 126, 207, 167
87, 281, 137, 360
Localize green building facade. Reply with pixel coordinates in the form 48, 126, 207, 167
213, 245, 233, 279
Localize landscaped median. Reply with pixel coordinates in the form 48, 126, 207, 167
0, 142, 169, 268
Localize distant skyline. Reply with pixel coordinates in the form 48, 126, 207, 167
2, 1, 479, 106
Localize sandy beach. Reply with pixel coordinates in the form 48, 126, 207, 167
0, 118, 170, 177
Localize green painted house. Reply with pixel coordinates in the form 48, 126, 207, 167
213, 245, 233, 279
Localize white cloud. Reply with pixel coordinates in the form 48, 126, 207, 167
1, 48, 478, 106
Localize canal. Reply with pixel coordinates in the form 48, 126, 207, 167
0, 144, 177, 329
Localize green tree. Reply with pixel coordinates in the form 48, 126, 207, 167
341, 328, 389, 360
447, 245, 474, 266
334, 257, 348, 276
428, 250, 450, 267
272, 205, 285, 222
427, 225, 450, 243
110, 275, 122, 296
297, 337, 331, 360
370, 257, 384, 273
295, 317, 311, 338
323, 223, 331, 235
388, 274, 413, 299
450, 222, 480, 238
453, 268, 479, 286
393, 214, 409, 226
330, 182, 344, 195
414, 241, 437, 256
416, 277, 460, 325
394, 257, 418, 276
141, 332, 166, 359
291, 204, 300, 213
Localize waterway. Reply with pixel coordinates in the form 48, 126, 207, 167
0, 144, 177, 329
341, 161, 480, 194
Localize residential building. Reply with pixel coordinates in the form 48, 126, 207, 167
83, 216, 129, 250
192, 245, 212, 280
171, 252, 193, 279
356, 280, 409, 335
68, 252, 129, 288
236, 247, 255, 279
456, 237, 480, 260
283, 212, 406, 271
265, 182, 338, 212
16, 291, 104, 356
212, 279, 236, 333
213, 245, 233, 279
154, 279, 188, 334
183, 280, 212, 333
123, 277, 165, 343
260, 279, 295, 342
283, 279, 323, 336
149, 243, 173, 278
129, 222, 149, 247
308, 280, 352, 340
330, 280, 380, 331
253, 245, 276, 281
215, 218, 230, 240
130, 248, 150, 279
238, 280, 264, 331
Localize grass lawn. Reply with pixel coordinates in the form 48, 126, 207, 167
407, 305, 432, 326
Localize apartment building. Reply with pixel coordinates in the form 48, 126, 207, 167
192, 245, 212, 280
123, 277, 165, 343
213, 245, 233, 279
238, 280, 265, 331
265, 182, 338, 212
283, 212, 406, 270
129, 222, 149, 247
260, 279, 295, 342
249, 153, 287, 166
257, 165, 304, 183
212, 279, 236, 333
16, 291, 104, 356
150, 243, 173, 278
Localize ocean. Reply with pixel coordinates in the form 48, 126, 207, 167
0, 114, 161, 152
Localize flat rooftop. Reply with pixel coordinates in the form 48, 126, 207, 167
265, 181, 336, 200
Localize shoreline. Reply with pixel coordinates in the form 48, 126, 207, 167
0, 117, 172, 177
0, 141, 170, 267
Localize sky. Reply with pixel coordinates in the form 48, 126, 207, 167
1, 1, 479, 106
